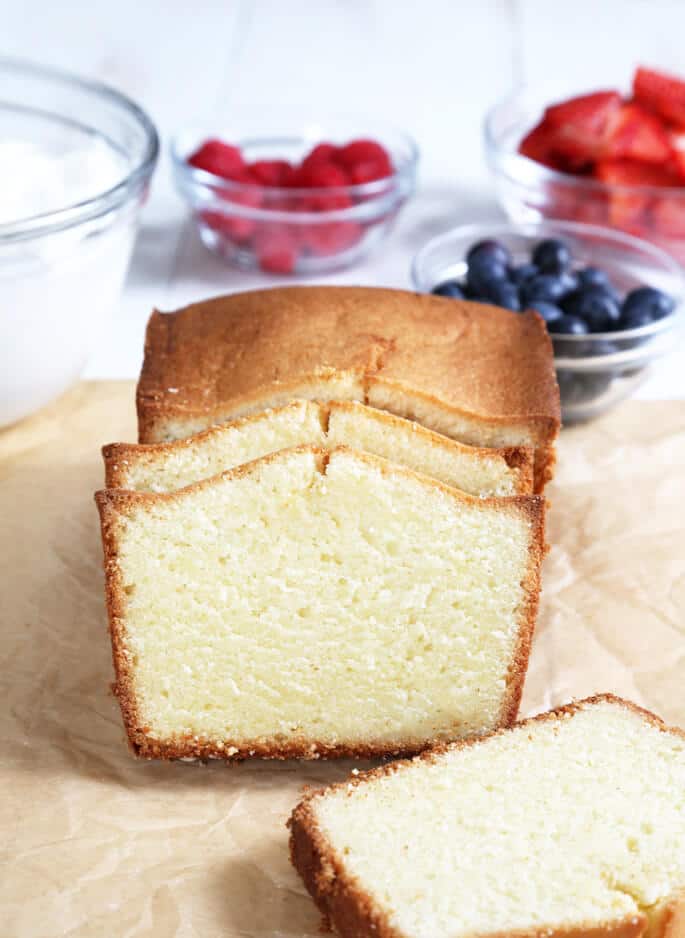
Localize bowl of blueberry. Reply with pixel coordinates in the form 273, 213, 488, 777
412, 219, 684, 423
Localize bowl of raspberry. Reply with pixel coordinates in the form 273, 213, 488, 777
172, 120, 418, 275
412, 220, 684, 423
485, 67, 685, 264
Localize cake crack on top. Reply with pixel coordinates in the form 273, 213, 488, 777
103, 400, 536, 497
136, 286, 560, 492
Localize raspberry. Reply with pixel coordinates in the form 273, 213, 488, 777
250, 160, 294, 187
303, 221, 362, 256
292, 162, 349, 189
200, 178, 263, 243
302, 191, 352, 211
187, 139, 245, 179
336, 139, 393, 180
300, 142, 338, 173
254, 224, 299, 273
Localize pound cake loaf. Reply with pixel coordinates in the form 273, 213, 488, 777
136, 287, 560, 491
95, 446, 544, 760
104, 399, 534, 496
289, 695, 685, 938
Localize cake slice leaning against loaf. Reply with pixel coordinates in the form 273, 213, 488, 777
136, 286, 560, 492
95, 446, 544, 761
103, 399, 534, 496
289, 694, 685, 938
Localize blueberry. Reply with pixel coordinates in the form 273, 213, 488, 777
577, 266, 612, 291
529, 301, 563, 324
550, 315, 589, 335
466, 256, 508, 296
619, 307, 654, 330
466, 239, 511, 269
509, 263, 538, 287
532, 239, 571, 274
559, 270, 579, 295
485, 280, 521, 311
520, 274, 573, 305
432, 280, 464, 299
621, 286, 675, 322
563, 287, 621, 331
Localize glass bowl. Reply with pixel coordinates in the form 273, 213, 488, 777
0, 59, 158, 429
411, 219, 685, 423
171, 118, 418, 275
484, 83, 685, 264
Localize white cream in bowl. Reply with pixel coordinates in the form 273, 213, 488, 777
0, 137, 138, 428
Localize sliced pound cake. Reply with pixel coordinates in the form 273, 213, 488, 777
95, 446, 544, 760
136, 287, 560, 491
289, 695, 685, 938
104, 399, 534, 496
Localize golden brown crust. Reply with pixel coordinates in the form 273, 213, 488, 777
289, 694, 685, 938
135, 287, 560, 488
499, 495, 545, 727
95, 444, 544, 761
104, 398, 536, 495
651, 890, 685, 938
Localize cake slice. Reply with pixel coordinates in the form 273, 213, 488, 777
95, 446, 544, 760
103, 399, 534, 496
136, 286, 560, 491
289, 695, 685, 938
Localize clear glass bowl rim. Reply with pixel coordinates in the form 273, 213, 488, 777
411, 217, 685, 347
484, 84, 685, 198
0, 57, 159, 242
171, 119, 419, 215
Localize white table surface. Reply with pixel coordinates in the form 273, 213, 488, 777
6, 0, 685, 398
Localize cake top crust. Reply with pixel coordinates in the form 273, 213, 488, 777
137, 286, 560, 424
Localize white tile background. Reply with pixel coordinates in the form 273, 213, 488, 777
5, 0, 685, 396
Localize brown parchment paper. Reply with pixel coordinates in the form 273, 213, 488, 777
1, 381, 684, 938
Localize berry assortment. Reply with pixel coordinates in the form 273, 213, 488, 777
518, 67, 685, 243
431, 237, 675, 338
186, 137, 396, 273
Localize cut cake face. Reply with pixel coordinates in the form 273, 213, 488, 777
290, 695, 685, 938
95, 446, 544, 760
104, 400, 534, 496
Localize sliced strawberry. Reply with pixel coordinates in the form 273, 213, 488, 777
518, 122, 568, 169
595, 158, 679, 232
634, 66, 685, 129
603, 103, 671, 163
668, 130, 685, 180
595, 158, 680, 187
542, 91, 622, 166
188, 139, 245, 179
652, 197, 685, 237
249, 160, 293, 187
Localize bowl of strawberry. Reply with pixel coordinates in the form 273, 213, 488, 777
172, 122, 418, 274
412, 220, 684, 423
485, 67, 685, 263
